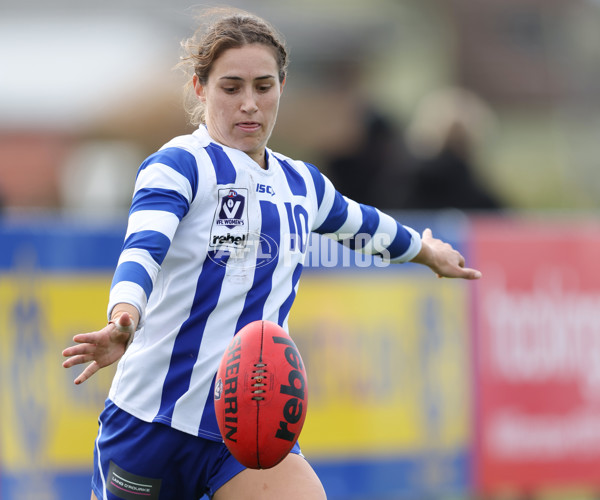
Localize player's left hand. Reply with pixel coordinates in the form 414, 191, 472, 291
411, 228, 482, 280
62, 312, 135, 385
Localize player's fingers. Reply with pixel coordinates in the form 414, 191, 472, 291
455, 267, 482, 279
72, 331, 103, 344
62, 346, 76, 358
464, 267, 482, 279
62, 342, 96, 358
74, 361, 100, 385
437, 262, 482, 279
62, 353, 94, 368
422, 228, 433, 240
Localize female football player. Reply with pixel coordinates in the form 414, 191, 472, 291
63, 8, 481, 500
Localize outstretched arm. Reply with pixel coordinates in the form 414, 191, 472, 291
410, 228, 481, 279
62, 303, 140, 385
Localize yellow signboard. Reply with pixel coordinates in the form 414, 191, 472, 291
1, 270, 472, 467
289, 273, 471, 458
0, 272, 115, 471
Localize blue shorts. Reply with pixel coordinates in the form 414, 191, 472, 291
92, 400, 301, 500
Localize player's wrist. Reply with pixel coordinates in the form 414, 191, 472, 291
108, 314, 136, 348
410, 239, 433, 266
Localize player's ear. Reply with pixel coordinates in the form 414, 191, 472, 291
279, 77, 286, 95
193, 74, 206, 103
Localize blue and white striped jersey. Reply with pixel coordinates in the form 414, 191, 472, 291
107, 126, 421, 440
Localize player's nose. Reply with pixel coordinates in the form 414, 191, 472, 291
240, 90, 258, 114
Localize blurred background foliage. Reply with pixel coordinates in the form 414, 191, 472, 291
1, 0, 599, 216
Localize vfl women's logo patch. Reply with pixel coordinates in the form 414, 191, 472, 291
210, 188, 249, 250
217, 189, 246, 228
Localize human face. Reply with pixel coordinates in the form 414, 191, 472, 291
194, 44, 284, 169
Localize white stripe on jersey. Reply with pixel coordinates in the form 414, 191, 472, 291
331, 196, 363, 238
360, 210, 395, 256
135, 162, 194, 202
117, 248, 161, 284
108, 281, 148, 326
311, 174, 336, 230
107, 125, 421, 440
125, 210, 180, 241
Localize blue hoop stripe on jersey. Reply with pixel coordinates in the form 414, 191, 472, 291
111, 261, 153, 299
305, 163, 325, 209
122, 231, 171, 266
276, 157, 307, 197
197, 374, 219, 437
130, 188, 190, 221
205, 144, 237, 185
314, 190, 349, 235
284, 203, 297, 250
137, 147, 199, 202
341, 204, 379, 251
385, 222, 414, 259
155, 251, 231, 426
233, 200, 281, 333
277, 262, 303, 325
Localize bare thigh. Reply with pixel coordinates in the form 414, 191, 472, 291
91, 493, 98, 500
214, 453, 326, 500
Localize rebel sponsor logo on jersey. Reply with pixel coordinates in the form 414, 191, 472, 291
210, 188, 249, 249
212, 233, 247, 247
208, 230, 279, 270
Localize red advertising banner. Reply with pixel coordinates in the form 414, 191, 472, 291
471, 216, 600, 493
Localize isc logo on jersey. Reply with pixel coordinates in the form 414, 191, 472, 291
210, 188, 249, 249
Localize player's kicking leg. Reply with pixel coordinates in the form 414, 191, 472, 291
214, 453, 326, 500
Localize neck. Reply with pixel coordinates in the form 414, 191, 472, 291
250, 150, 267, 169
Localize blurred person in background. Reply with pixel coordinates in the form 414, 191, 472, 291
405, 87, 503, 211
326, 107, 415, 210
62, 8, 481, 500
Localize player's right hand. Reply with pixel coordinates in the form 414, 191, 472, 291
62, 313, 135, 385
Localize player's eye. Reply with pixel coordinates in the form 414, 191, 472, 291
222, 86, 239, 94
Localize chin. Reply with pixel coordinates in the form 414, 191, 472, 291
239, 139, 265, 155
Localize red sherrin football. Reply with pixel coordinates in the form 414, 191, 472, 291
214, 320, 308, 469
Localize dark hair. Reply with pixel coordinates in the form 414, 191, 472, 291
180, 8, 289, 125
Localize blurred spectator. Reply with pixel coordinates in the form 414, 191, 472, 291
326, 108, 415, 210
405, 87, 503, 211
